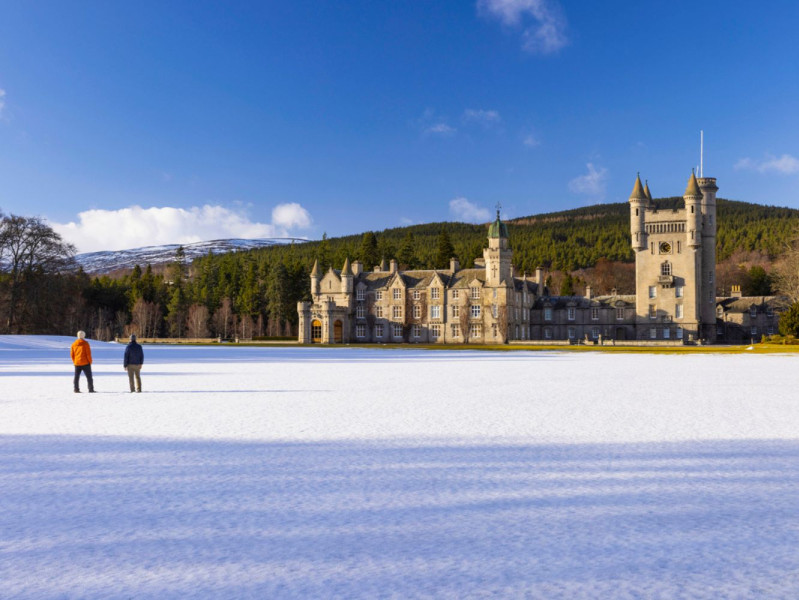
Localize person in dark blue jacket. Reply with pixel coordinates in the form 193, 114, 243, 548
123, 334, 144, 392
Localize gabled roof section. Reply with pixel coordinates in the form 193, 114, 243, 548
448, 268, 486, 289
387, 271, 406, 289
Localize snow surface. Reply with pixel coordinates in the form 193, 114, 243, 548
1, 336, 798, 598
73, 238, 299, 274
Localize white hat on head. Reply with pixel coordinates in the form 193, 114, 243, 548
77, 331, 86, 339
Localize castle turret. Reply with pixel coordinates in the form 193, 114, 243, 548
629, 174, 647, 250
341, 258, 353, 294
684, 171, 703, 248
644, 180, 654, 209
484, 208, 512, 286
310, 259, 320, 296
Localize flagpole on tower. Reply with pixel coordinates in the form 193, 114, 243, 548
700, 130, 704, 178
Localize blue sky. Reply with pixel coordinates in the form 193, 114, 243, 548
1, 1, 798, 252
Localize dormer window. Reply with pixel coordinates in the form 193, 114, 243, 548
376, 291, 383, 301
412, 290, 420, 300
393, 288, 401, 300
356, 288, 364, 301
470, 286, 480, 300
431, 287, 440, 300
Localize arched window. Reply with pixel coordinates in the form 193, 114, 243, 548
661, 262, 671, 276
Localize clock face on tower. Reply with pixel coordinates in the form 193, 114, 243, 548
659, 242, 672, 254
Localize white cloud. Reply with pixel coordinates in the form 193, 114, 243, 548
271, 202, 312, 229
449, 197, 491, 222
735, 154, 799, 175
52, 203, 313, 253
478, 0, 569, 54
463, 109, 501, 127
523, 133, 540, 147
400, 217, 415, 225
0, 89, 6, 116
426, 122, 456, 136
568, 163, 608, 198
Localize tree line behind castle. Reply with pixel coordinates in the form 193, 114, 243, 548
2, 197, 799, 340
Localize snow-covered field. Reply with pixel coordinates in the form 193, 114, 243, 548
1, 336, 798, 599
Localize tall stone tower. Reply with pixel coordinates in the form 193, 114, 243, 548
697, 176, 718, 339
630, 172, 718, 342
484, 209, 512, 286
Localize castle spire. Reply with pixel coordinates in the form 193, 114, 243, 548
684, 170, 703, 198
310, 259, 319, 277
629, 173, 647, 200
644, 180, 653, 202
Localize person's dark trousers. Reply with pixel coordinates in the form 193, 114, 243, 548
74, 365, 94, 392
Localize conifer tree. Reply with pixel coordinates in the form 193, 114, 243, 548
398, 232, 417, 269
359, 232, 380, 269
434, 229, 455, 269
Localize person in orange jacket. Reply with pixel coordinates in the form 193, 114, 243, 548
71, 330, 95, 393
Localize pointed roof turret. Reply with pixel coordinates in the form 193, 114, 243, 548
310, 259, 319, 277
629, 173, 647, 201
341, 257, 352, 276
684, 170, 703, 197
644, 180, 653, 202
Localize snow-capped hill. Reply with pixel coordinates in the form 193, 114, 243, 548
74, 237, 306, 274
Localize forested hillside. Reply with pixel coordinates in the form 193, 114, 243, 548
2, 199, 798, 339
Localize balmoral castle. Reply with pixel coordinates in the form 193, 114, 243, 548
298, 173, 783, 344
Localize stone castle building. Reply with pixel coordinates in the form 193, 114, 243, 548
298, 172, 783, 344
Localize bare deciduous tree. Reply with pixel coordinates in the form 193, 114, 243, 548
130, 298, 162, 338
459, 292, 470, 343
186, 304, 211, 338
238, 314, 254, 339
0, 214, 76, 333
213, 297, 234, 339
774, 232, 799, 303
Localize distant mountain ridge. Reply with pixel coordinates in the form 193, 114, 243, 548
74, 198, 799, 276
75, 238, 305, 274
